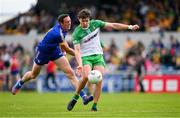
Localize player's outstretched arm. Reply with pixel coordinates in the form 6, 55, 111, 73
60, 41, 75, 56
104, 22, 139, 31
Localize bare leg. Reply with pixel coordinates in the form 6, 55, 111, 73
75, 65, 91, 94
93, 65, 105, 103
22, 62, 41, 82
87, 82, 94, 95
12, 62, 41, 95
53, 56, 79, 89
67, 64, 93, 111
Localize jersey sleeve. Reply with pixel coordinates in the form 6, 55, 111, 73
72, 31, 81, 45
94, 20, 106, 28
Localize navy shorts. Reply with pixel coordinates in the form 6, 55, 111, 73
34, 46, 64, 65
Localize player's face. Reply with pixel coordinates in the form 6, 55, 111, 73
61, 16, 71, 31
79, 18, 90, 29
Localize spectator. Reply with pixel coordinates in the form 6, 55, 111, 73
1, 0, 180, 34
175, 55, 180, 70
9, 50, 21, 89
124, 37, 136, 51
45, 61, 57, 90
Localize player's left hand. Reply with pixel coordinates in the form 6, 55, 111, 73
131, 25, 140, 30
76, 66, 83, 77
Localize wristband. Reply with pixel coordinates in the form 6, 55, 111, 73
128, 25, 133, 30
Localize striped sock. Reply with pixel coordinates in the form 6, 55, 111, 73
19, 80, 24, 85
80, 91, 86, 98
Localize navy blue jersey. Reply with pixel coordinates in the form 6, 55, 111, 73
38, 23, 67, 52
34, 23, 66, 65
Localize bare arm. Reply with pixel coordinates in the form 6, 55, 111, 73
74, 44, 82, 67
60, 41, 75, 56
104, 22, 139, 31
74, 44, 83, 76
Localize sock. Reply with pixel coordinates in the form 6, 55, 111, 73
92, 103, 97, 108
19, 80, 25, 85
80, 91, 86, 100
73, 94, 79, 101
87, 90, 91, 96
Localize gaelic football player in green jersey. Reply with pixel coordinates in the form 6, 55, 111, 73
67, 8, 139, 111
86, 40, 108, 96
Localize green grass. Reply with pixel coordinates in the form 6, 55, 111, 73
0, 92, 180, 118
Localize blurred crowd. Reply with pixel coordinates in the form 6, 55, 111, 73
0, 43, 32, 90
0, 0, 180, 34
106, 35, 180, 74
1, 34, 180, 90
0, 0, 180, 91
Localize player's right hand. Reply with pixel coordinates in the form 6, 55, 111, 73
76, 66, 83, 77
131, 25, 140, 30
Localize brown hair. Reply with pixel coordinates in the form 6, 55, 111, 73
78, 8, 91, 19
57, 14, 69, 23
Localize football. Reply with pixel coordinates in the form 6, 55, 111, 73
88, 70, 102, 84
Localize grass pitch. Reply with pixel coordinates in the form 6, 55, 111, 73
0, 92, 180, 118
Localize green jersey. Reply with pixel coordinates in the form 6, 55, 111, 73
72, 19, 106, 57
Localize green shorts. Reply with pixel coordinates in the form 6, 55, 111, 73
82, 54, 105, 68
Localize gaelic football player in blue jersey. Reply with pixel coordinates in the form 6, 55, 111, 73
12, 14, 93, 105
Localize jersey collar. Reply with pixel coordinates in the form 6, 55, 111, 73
58, 23, 68, 33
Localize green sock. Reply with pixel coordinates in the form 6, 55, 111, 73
92, 103, 97, 108
73, 94, 79, 101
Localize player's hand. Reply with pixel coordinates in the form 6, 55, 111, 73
63, 51, 66, 56
131, 25, 140, 30
128, 24, 140, 30
76, 65, 83, 77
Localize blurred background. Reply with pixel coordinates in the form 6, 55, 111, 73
0, 0, 180, 93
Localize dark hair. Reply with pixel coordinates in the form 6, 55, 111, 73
57, 14, 69, 23
78, 8, 91, 19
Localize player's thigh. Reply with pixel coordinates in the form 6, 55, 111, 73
83, 65, 92, 79
53, 56, 73, 74
93, 55, 105, 75
93, 54, 106, 68
31, 62, 42, 76
82, 56, 93, 68
93, 65, 105, 75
